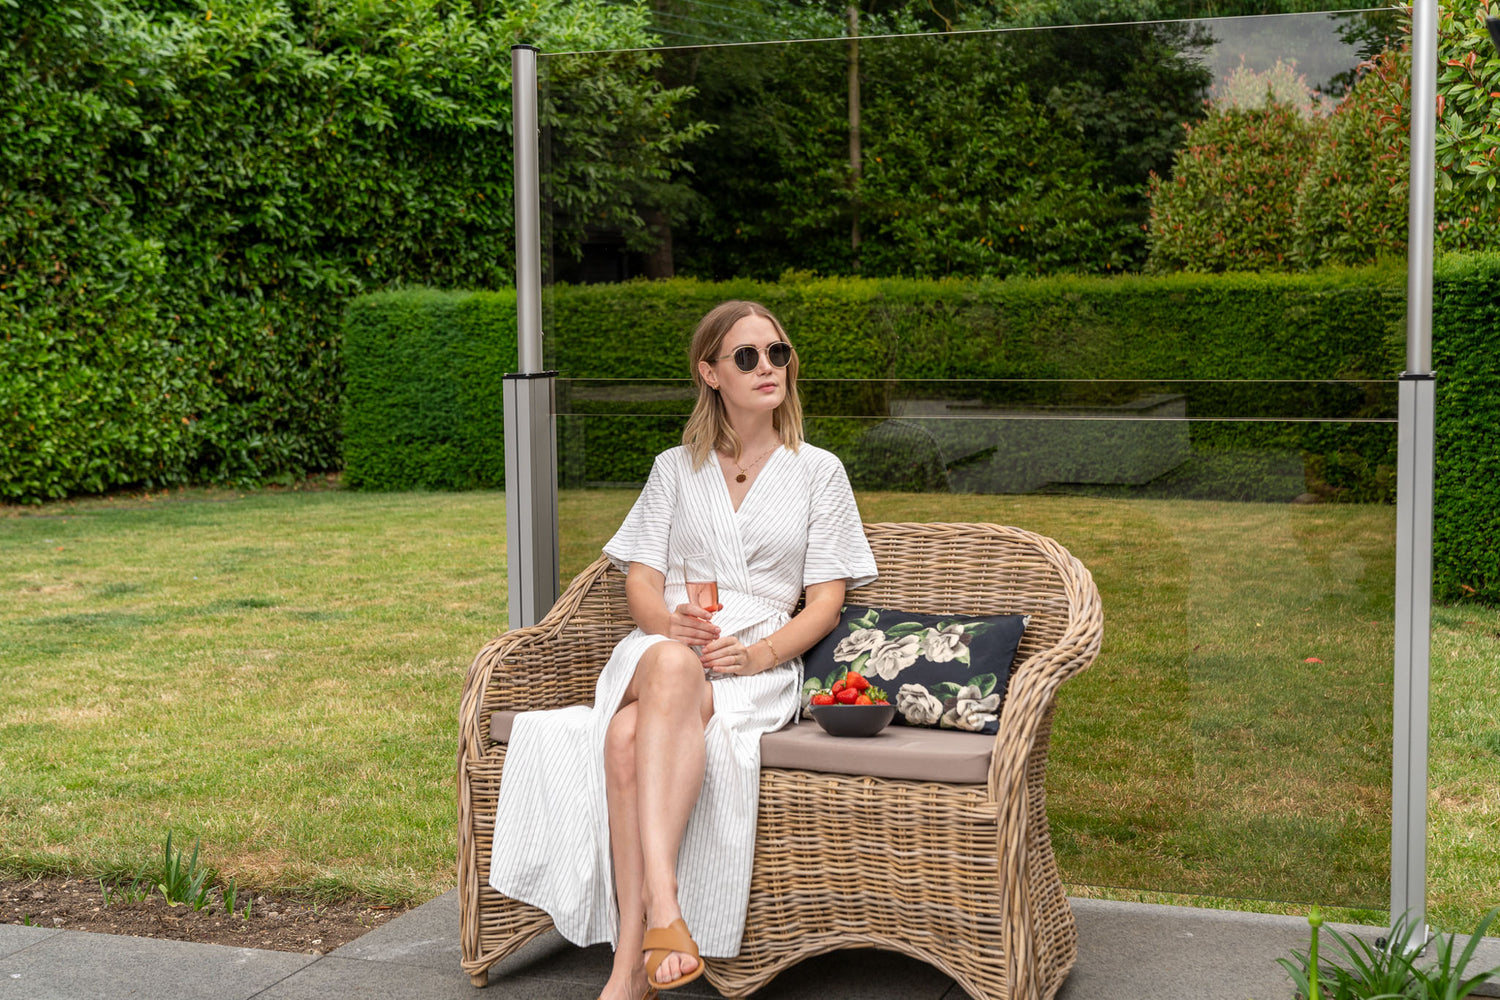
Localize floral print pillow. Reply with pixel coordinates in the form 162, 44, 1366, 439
801, 605, 1029, 735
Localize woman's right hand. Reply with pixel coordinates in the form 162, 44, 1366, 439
668, 603, 720, 646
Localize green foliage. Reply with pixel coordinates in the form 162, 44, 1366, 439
1146, 99, 1323, 272
1433, 0, 1500, 251
1277, 907, 1500, 1000
1431, 253, 1500, 604
0, 0, 698, 503
637, 0, 1391, 46
344, 269, 1407, 499
664, 21, 1211, 279
1213, 57, 1328, 115
1148, 0, 1500, 271
222, 877, 251, 919
99, 872, 152, 906
1291, 48, 1409, 269
158, 830, 213, 910
342, 289, 515, 491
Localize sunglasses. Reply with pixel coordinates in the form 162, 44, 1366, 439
713, 342, 794, 372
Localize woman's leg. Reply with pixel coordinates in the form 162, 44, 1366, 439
606, 640, 715, 988
599, 703, 650, 1000
633, 641, 715, 985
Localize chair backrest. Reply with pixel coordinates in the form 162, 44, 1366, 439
854, 522, 1077, 665
562, 521, 1078, 662
484, 521, 1086, 716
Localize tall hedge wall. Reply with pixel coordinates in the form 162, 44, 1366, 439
343, 290, 516, 492
345, 268, 1407, 494
1432, 255, 1500, 603
0, 0, 696, 503
344, 262, 1500, 601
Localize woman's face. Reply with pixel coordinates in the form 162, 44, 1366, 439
698, 314, 788, 420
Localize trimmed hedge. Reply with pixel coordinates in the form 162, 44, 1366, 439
344, 269, 1410, 501
1432, 255, 1500, 603
343, 290, 515, 492
345, 262, 1500, 602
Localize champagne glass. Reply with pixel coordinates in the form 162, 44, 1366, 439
683, 552, 722, 614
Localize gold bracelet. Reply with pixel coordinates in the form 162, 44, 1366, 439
761, 635, 779, 666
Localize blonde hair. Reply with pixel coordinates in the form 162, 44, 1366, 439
682, 300, 805, 468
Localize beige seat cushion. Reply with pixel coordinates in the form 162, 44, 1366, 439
490, 710, 992, 784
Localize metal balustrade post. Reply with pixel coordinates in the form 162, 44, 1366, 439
504, 44, 559, 630
1390, 0, 1437, 937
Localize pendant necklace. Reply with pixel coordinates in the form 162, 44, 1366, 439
732, 445, 778, 483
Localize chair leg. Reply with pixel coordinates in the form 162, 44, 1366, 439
469, 971, 490, 988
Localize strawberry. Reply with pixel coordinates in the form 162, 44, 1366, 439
845, 672, 870, 692
811, 693, 836, 706
866, 684, 889, 703
854, 694, 873, 706
835, 686, 860, 704
831, 679, 846, 695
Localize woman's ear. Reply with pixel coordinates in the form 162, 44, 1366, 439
699, 359, 718, 389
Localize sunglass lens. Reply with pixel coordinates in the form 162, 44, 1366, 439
730, 343, 794, 372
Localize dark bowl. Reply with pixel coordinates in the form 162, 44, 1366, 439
811, 703, 896, 738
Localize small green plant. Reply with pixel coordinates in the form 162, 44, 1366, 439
1410, 906, 1500, 1000
99, 872, 150, 906
1277, 906, 1500, 1000
221, 877, 251, 919
157, 831, 214, 911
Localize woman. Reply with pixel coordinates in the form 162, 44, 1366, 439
489, 300, 876, 1000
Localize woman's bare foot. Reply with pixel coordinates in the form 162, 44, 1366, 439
643, 903, 700, 986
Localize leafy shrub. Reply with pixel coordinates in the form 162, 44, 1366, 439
1213, 56, 1330, 115
1291, 47, 1410, 269
1149, 0, 1500, 270
348, 260, 1500, 601
1433, 0, 1500, 251
1145, 98, 1323, 272
342, 289, 515, 491
0, 0, 699, 503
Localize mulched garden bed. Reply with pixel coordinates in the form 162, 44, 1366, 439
0, 876, 410, 954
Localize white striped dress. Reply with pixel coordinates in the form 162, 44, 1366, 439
489, 443, 877, 957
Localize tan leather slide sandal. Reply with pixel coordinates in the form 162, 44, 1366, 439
642, 918, 704, 990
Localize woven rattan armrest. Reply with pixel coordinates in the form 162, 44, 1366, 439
458, 556, 629, 764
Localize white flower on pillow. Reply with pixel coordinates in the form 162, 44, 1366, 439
941, 684, 1001, 732
922, 623, 968, 663
897, 684, 944, 725
833, 627, 886, 663
867, 634, 923, 680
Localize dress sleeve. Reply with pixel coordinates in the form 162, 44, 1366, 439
803, 452, 878, 591
602, 451, 678, 576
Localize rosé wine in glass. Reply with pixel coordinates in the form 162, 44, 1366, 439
683, 553, 722, 614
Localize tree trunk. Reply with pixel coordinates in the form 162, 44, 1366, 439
848, 5, 862, 270
643, 208, 675, 279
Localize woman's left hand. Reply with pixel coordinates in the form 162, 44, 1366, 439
700, 635, 769, 676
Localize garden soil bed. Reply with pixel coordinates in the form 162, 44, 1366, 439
0, 877, 410, 954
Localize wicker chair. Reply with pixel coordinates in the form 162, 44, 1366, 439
457, 521, 1103, 1000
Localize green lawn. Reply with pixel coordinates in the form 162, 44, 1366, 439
2, 484, 1495, 931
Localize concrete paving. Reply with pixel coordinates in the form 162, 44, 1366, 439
2, 892, 1498, 1000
